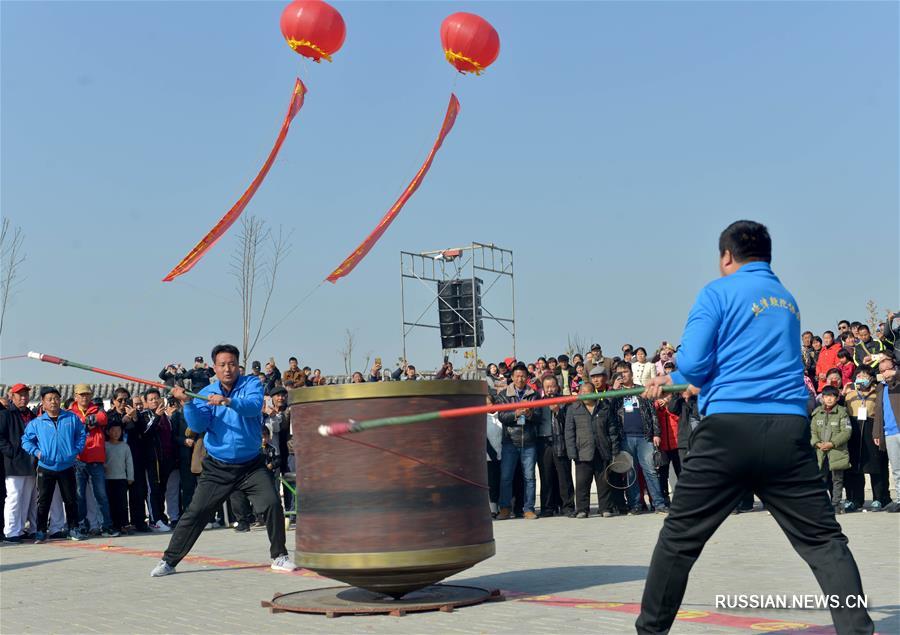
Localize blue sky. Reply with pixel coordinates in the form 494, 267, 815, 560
2, 1, 898, 385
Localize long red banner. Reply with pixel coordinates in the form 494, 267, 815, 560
162, 78, 308, 282
326, 94, 461, 283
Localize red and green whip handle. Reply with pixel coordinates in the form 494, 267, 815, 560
319, 384, 689, 437
26, 351, 208, 401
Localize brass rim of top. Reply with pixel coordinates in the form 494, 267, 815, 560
295, 541, 496, 570
288, 380, 488, 405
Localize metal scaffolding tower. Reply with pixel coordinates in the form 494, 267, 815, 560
400, 242, 515, 371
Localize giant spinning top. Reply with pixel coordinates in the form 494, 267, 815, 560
290, 381, 493, 596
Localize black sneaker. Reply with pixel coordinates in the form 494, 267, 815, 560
49, 530, 69, 540
134, 525, 153, 534
3, 535, 22, 544
628, 507, 644, 516
234, 522, 251, 533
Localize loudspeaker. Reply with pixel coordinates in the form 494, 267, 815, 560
437, 278, 484, 349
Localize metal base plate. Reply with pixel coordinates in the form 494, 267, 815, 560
262, 584, 502, 617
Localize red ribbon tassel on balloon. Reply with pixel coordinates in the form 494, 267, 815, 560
162, 78, 307, 282
326, 94, 461, 283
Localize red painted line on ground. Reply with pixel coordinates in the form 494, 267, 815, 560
48, 541, 323, 578
47, 541, 834, 632
519, 594, 831, 633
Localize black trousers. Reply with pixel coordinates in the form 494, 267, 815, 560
230, 489, 255, 524
574, 455, 611, 514
553, 454, 575, 514
146, 458, 173, 524
487, 460, 501, 509
128, 451, 148, 529
106, 479, 129, 530
637, 414, 873, 635
179, 466, 197, 514
163, 454, 287, 567
658, 450, 682, 504
608, 471, 628, 513
537, 438, 559, 513
36, 466, 78, 532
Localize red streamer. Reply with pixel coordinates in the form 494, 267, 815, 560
326, 94, 461, 283
162, 78, 308, 282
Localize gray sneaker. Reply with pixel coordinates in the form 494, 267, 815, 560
68, 528, 86, 541
150, 560, 176, 577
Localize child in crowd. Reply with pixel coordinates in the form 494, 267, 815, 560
104, 422, 133, 536
811, 385, 852, 513
836, 349, 856, 388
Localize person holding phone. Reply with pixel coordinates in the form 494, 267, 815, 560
368, 358, 383, 382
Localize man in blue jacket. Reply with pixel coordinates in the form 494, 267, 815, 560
636, 221, 872, 635
151, 344, 297, 576
21, 386, 87, 543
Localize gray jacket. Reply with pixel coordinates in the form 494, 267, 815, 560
497, 384, 540, 447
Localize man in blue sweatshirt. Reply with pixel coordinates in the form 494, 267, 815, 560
636, 221, 872, 635
21, 386, 87, 543
150, 344, 297, 576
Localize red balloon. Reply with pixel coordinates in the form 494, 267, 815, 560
280, 0, 346, 62
440, 12, 500, 75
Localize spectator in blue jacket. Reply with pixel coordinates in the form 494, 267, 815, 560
21, 386, 87, 543
151, 344, 297, 577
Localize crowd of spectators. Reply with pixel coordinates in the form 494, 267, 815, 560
1, 314, 898, 544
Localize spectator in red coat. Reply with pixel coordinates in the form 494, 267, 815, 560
655, 396, 681, 506
69, 384, 113, 535
816, 331, 842, 391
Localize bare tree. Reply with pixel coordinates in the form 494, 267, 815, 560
565, 332, 589, 359
0, 218, 26, 338
230, 216, 292, 365
865, 299, 879, 333
339, 329, 356, 375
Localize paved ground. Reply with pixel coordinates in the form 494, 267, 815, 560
1, 508, 897, 634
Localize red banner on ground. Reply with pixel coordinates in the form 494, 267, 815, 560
326, 94, 461, 283
162, 78, 307, 282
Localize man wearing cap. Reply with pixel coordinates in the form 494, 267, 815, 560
158, 363, 186, 388
0, 384, 37, 542
69, 384, 114, 536
151, 344, 296, 577
637, 221, 872, 634
587, 365, 628, 513
21, 386, 87, 542
586, 344, 615, 378
185, 356, 215, 392
264, 386, 293, 513
565, 381, 619, 518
